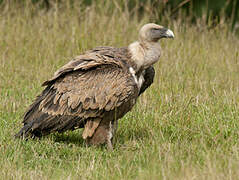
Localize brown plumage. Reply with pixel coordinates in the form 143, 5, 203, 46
15, 23, 174, 149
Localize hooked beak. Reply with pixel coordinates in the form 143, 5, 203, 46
165, 29, 174, 38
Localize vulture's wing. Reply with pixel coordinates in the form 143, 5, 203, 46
42, 51, 124, 86
17, 50, 138, 137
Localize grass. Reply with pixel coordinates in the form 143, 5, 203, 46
0, 2, 239, 180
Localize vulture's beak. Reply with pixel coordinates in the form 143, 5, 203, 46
165, 29, 174, 38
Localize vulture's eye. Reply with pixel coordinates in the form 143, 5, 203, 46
152, 28, 159, 31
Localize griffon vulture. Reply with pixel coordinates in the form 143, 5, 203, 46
15, 23, 174, 149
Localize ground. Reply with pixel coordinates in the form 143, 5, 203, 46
0, 4, 239, 180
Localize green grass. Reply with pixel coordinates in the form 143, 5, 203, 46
1, 2, 239, 180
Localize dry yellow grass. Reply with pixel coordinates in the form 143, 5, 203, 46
0, 1, 239, 179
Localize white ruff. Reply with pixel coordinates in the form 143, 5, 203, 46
128, 41, 161, 72
128, 42, 145, 71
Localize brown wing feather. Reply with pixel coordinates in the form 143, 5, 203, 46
42, 49, 125, 86
16, 47, 138, 138
40, 64, 136, 117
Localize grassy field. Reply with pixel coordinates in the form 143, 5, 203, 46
0, 2, 239, 180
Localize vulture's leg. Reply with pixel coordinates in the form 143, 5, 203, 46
85, 119, 110, 147
85, 120, 116, 150
108, 120, 118, 148
113, 119, 118, 135
106, 121, 114, 150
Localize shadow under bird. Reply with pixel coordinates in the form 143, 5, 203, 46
15, 23, 174, 149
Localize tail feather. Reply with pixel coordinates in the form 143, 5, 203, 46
14, 122, 36, 139
15, 86, 85, 139
15, 109, 84, 139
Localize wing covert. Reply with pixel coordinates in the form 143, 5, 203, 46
39, 64, 138, 119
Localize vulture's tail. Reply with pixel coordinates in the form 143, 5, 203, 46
15, 86, 54, 139
14, 121, 39, 139
15, 112, 83, 139
15, 86, 85, 139
14, 95, 49, 139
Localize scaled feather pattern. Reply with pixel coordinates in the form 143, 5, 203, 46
15, 23, 174, 149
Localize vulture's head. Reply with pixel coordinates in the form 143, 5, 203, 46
139, 23, 174, 43
129, 23, 174, 72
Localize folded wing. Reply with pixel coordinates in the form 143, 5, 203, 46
15, 49, 138, 137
